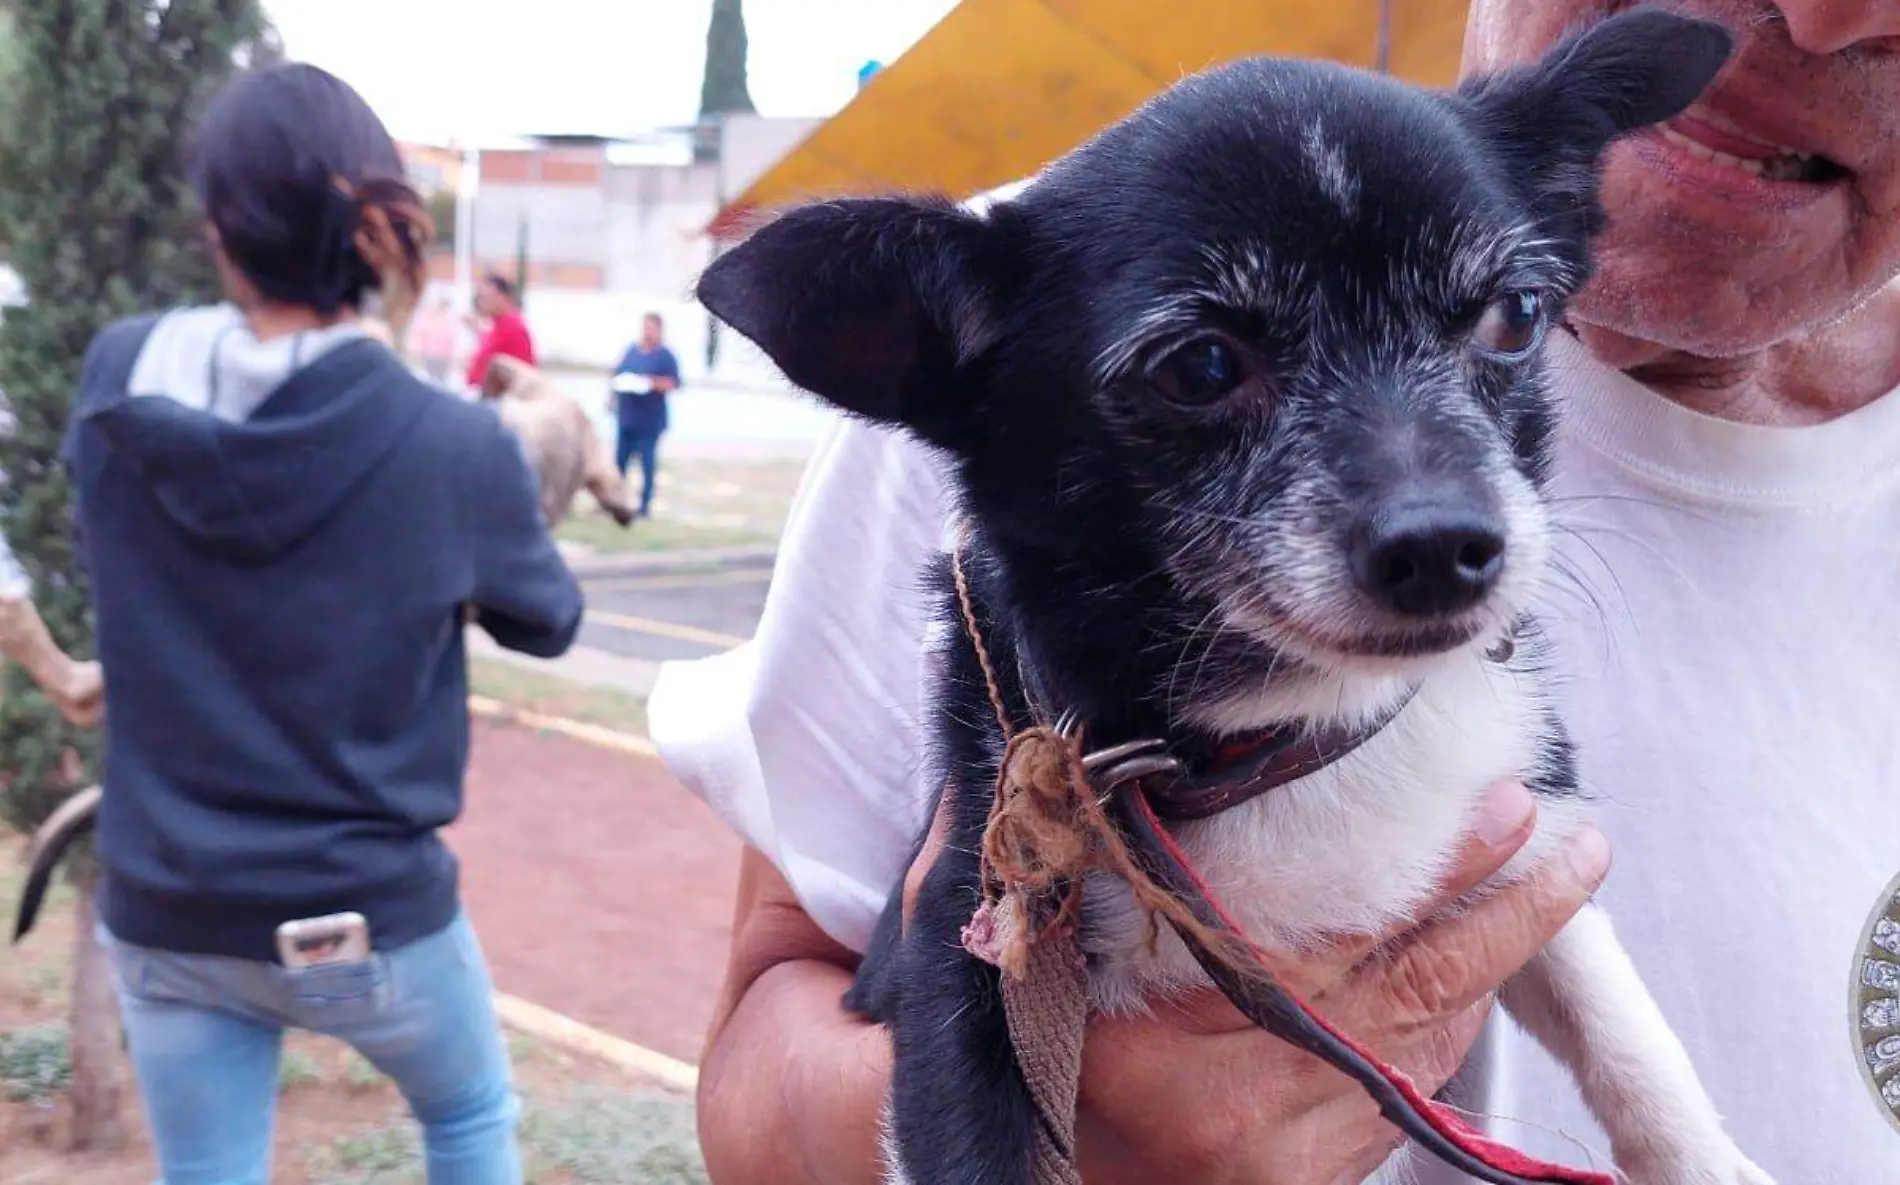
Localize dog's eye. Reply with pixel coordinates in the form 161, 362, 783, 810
1472, 291, 1547, 359
1150, 338, 1247, 406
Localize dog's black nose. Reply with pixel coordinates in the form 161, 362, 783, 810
1350, 507, 1506, 617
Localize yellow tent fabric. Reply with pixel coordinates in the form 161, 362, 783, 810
709, 0, 1472, 237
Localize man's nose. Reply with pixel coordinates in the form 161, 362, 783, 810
1775, 1, 1900, 55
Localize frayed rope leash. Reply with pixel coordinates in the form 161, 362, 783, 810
946, 541, 1613, 1185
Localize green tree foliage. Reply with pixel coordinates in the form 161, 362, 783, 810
0, 0, 265, 838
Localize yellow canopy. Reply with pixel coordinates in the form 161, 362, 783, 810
709, 0, 1472, 237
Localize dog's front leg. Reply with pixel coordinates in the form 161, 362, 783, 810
1500, 902, 1776, 1185
881, 837, 1045, 1185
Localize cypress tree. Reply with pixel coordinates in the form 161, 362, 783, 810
698, 0, 756, 119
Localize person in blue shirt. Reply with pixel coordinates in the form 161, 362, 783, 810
609, 312, 681, 519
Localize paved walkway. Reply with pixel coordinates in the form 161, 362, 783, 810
467, 631, 665, 697
473, 550, 770, 691
451, 717, 741, 1065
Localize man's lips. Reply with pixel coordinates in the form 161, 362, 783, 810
1657, 104, 1849, 185
1670, 110, 1786, 160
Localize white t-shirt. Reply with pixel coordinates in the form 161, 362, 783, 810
648, 328, 1900, 1182
0, 398, 28, 599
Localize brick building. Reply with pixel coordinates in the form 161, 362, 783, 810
400, 116, 817, 373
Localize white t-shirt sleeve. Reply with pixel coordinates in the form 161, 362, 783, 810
647, 415, 959, 953
0, 524, 30, 600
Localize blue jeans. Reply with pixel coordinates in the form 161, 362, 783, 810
101, 910, 522, 1185
614, 423, 662, 515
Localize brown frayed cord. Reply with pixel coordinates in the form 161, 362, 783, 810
948, 538, 1261, 983
948, 534, 1265, 1185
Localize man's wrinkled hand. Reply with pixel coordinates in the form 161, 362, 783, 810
895, 778, 1610, 1185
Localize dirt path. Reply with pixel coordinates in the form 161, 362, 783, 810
0, 719, 729, 1184
450, 718, 741, 1066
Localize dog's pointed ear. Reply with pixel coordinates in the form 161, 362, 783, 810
696, 196, 1014, 446
1460, 9, 1732, 212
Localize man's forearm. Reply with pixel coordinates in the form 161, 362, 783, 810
698, 957, 892, 1185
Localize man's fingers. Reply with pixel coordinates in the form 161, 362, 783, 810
900, 785, 956, 938
1418, 779, 1541, 912
1341, 824, 1611, 1039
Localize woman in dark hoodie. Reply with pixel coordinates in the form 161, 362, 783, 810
61, 64, 582, 1184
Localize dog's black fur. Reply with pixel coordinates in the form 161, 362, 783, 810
698, 10, 1731, 1184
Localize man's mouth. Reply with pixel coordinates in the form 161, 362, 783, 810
1657, 107, 1849, 185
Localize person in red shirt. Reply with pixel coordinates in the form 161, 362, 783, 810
463, 271, 536, 389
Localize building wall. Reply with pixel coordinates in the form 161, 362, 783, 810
718, 114, 822, 198
427, 119, 817, 377
399, 141, 465, 197
471, 185, 612, 276
602, 161, 719, 297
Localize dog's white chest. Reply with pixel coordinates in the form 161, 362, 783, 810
1080, 649, 1565, 1012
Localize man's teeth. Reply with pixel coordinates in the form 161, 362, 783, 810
1658, 124, 1813, 182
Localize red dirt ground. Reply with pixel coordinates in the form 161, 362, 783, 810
450, 718, 742, 1065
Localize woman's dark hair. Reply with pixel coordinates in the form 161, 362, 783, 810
483, 272, 516, 303
188, 63, 434, 327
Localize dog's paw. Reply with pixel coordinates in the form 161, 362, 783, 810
1618, 1143, 1778, 1185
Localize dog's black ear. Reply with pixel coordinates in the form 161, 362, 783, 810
696, 196, 1012, 444
1460, 9, 1732, 213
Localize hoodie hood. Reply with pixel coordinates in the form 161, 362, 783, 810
78, 304, 433, 561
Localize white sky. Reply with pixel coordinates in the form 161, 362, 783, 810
264, 0, 961, 145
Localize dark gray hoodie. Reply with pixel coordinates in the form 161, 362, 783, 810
62, 305, 584, 961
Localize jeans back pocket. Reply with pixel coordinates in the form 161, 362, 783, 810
283, 956, 392, 1015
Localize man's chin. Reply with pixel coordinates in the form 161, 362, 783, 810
1576, 172, 1862, 360
1566, 268, 1782, 364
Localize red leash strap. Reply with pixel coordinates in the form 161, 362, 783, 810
1111, 790, 1614, 1185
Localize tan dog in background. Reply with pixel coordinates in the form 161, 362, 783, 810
479, 355, 636, 529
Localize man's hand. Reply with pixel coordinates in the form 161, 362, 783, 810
900, 777, 1610, 1185
700, 779, 1607, 1185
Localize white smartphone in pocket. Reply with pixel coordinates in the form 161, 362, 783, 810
275, 911, 371, 969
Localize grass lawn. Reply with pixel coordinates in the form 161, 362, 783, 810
555, 455, 807, 557
467, 657, 648, 736
0, 846, 705, 1185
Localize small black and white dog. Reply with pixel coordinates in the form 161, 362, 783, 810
699, 9, 1770, 1185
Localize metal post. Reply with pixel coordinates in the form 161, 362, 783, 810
454, 144, 478, 309
1376, 0, 1392, 74
706, 116, 724, 374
